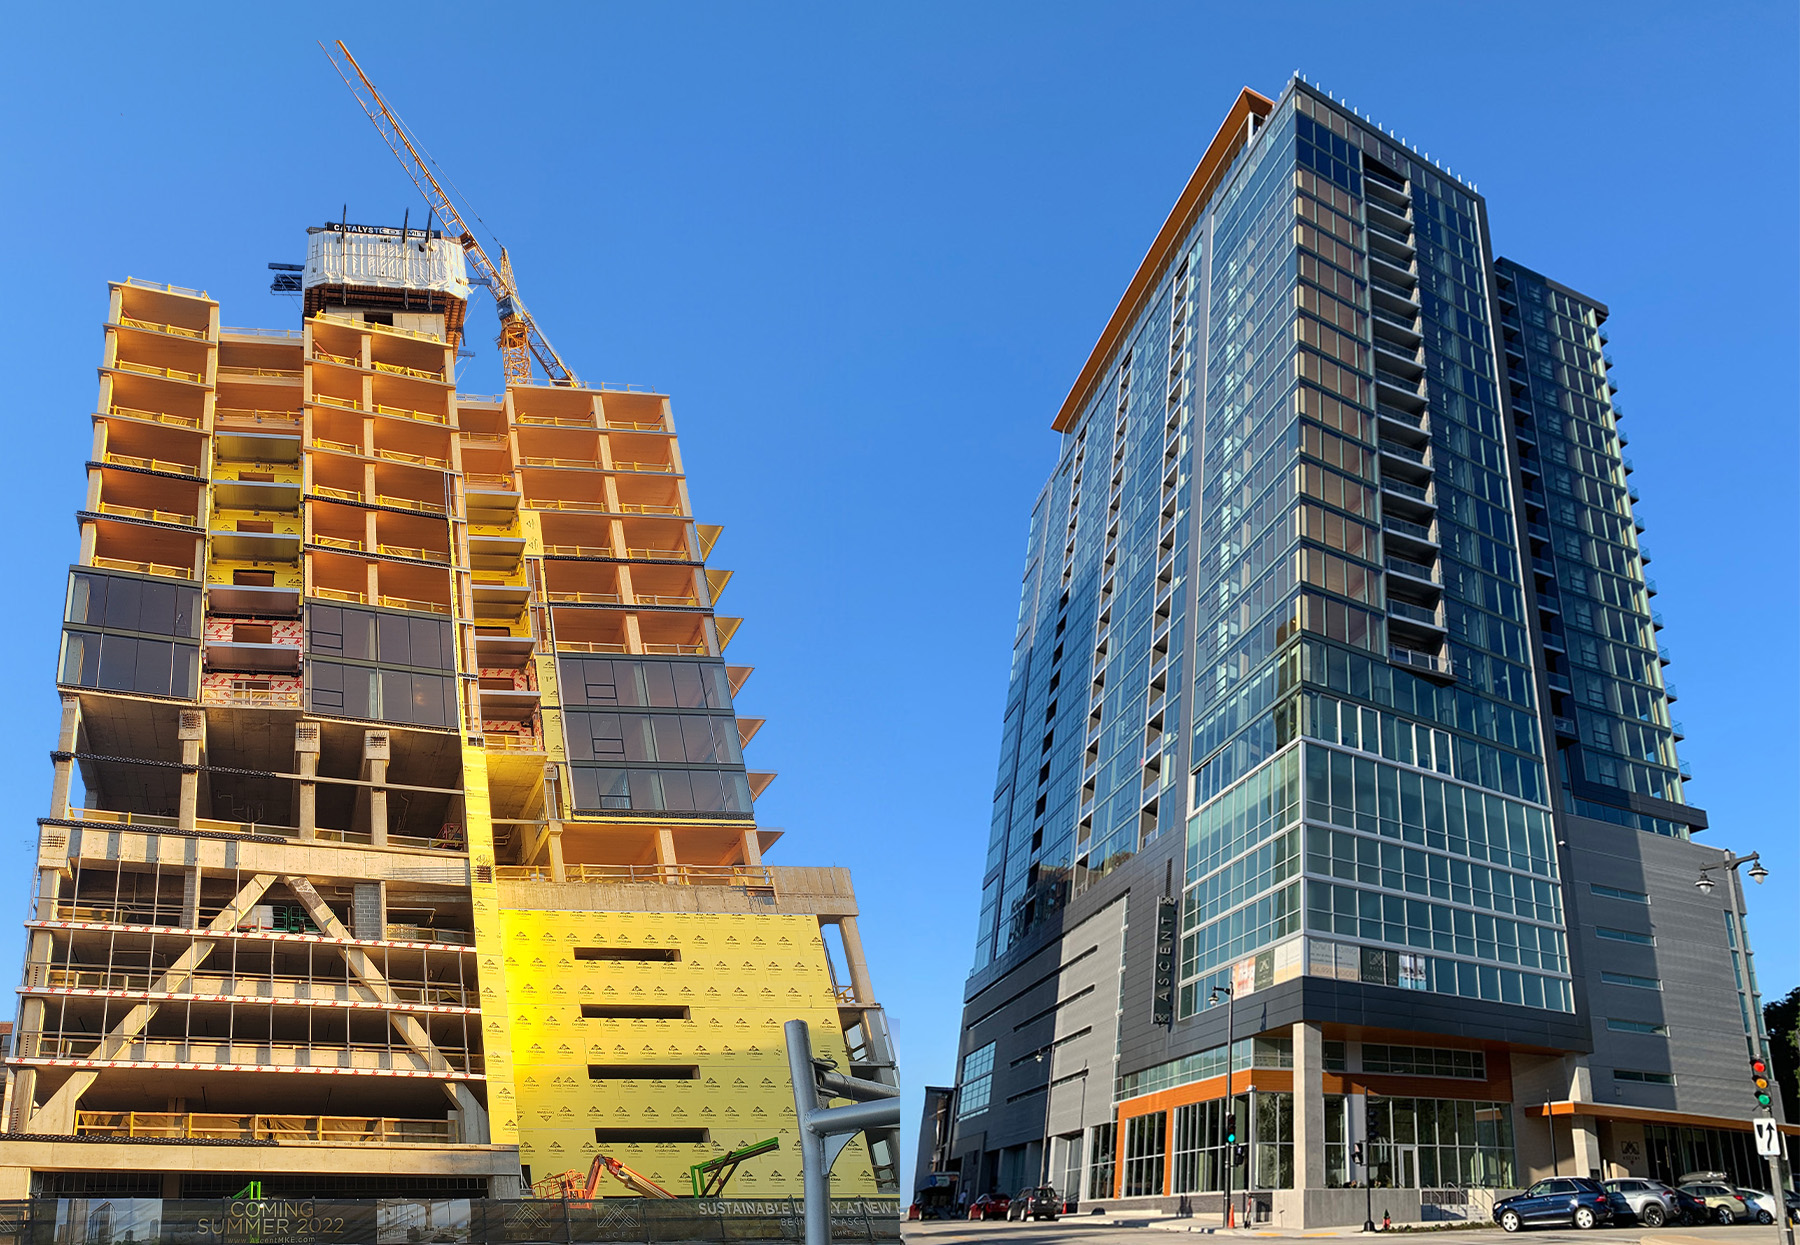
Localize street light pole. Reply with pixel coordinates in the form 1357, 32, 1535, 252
1697, 852, 1793, 1245
1036, 1042, 1056, 1189
1211, 985, 1236, 1230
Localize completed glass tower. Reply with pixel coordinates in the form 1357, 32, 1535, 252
937, 78, 1783, 1220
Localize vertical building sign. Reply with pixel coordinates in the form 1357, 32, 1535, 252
1153, 897, 1178, 1025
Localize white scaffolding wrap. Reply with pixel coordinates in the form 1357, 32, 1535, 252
303, 229, 471, 300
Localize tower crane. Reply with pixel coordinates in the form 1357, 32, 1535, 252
321, 40, 579, 388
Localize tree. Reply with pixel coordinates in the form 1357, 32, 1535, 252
1764, 987, 1800, 1123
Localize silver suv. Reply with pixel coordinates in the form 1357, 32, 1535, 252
1603, 1178, 1680, 1228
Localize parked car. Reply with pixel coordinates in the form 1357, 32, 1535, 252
1494, 1177, 1624, 1231
1603, 1178, 1680, 1227
1784, 1189, 1800, 1224
1736, 1189, 1780, 1226
1680, 1180, 1753, 1224
967, 1193, 1011, 1220
1006, 1187, 1061, 1221
1667, 1184, 1714, 1225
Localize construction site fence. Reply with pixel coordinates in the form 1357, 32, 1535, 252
0, 1197, 901, 1244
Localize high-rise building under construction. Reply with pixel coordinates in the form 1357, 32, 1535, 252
0, 223, 898, 1203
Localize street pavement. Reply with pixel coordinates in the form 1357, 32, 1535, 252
902, 1220, 1790, 1245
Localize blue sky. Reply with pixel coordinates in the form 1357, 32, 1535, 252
2, 0, 1795, 1198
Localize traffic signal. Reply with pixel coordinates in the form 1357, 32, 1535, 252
1233, 1144, 1248, 1167
1225, 1114, 1238, 1146
1351, 1142, 1365, 1166
1366, 1100, 1384, 1140
1752, 1057, 1773, 1109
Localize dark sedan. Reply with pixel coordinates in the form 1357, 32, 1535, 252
1494, 1177, 1626, 1231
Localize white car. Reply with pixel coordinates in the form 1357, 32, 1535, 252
1737, 1189, 1780, 1226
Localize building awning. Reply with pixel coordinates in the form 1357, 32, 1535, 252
1524, 1100, 1799, 1136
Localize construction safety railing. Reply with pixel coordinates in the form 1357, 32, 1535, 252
541, 543, 616, 558
123, 276, 209, 299
311, 392, 366, 413
76, 1111, 457, 1145
311, 533, 367, 553
312, 311, 443, 345
117, 315, 209, 341
465, 472, 517, 490
602, 418, 668, 432
201, 685, 303, 708
482, 733, 545, 753
312, 348, 362, 368
635, 594, 700, 608
379, 594, 453, 616
311, 485, 366, 504
57, 808, 457, 854
375, 493, 448, 515
105, 403, 203, 430
221, 325, 302, 339
218, 364, 302, 379
514, 414, 593, 428
377, 544, 452, 565
311, 435, 363, 456
29, 965, 475, 1009
96, 502, 198, 526
312, 585, 368, 604
90, 556, 195, 581
372, 446, 449, 469
530, 499, 609, 512
18, 1033, 483, 1075
458, 431, 509, 444
642, 642, 708, 656
372, 401, 448, 426
626, 546, 691, 561
215, 407, 301, 428
102, 450, 203, 476
114, 357, 205, 380
545, 591, 623, 605
495, 863, 776, 890
612, 459, 677, 474
619, 502, 685, 516
33, 896, 473, 946
372, 359, 447, 383
551, 640, 629, 654
455, 393, 505, 405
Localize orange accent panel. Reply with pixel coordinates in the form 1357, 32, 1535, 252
1526, 1100, 1800, 1136
1051, 87, 1276, 434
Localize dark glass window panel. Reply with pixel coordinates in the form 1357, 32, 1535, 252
61, 631, 98, 686
140, 581, 178, 636
342, 610, 373, 660
380, 669, 411, 722
596, 769, 631, 809
67, 574, 102, 625
590, 713, 624, 760
410, 674, 445, 727
172, 643, 198, 699
670, 663, 705, 709
175, 586, 200, 638
702, 664, 732, 710
687, 769, 724, 811
628, 769, 665, 810
641, 661, 676, 708
681, 716, 718, 764
714, 718, 742, 766
133, 639, 172, 696
98, 635, 138, 691
569, 766, 601, 810
622, 714, 655, 763
615, 661, 647, 707
102, 577, 141, 631
412, 618, 449, 670
657, 769, 696, 811
377, 615, 410, 666
724, 772, 752, 813
308, 606, 343, 654
652, 716, 686, 763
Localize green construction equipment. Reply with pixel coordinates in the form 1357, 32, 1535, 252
689, 1136, 781, 1197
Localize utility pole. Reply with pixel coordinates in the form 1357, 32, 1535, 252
1697, 852, 1793, 1245
1211, 985, 1236, 1230
1036, 1041, 1056, 1188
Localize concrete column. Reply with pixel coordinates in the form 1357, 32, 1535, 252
49, 696, 81, 819
364, 731, 390, 847
181, 867, 202, 928
177, 712, 204, 832
547, 825, 566, 883
836, 917, 877, 1005
78, 522, 97, 565
295, 723, 319, 838
1292, 1021, 1326, 1193
1569, 1116, 1602, 1181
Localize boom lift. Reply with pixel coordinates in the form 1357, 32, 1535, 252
688, 1137, 781, 1197
321, 40, 579, 388
531, 1153, 677, 1201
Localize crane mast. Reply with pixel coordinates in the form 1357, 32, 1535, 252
322, 40, 579, 387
